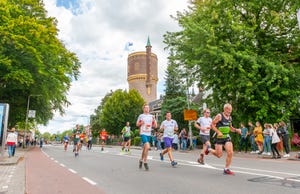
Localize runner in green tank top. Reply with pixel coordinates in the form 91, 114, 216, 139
205, 103, 241, 175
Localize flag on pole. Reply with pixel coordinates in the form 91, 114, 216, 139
124, 42, 134, 51
297, 9, 300, 30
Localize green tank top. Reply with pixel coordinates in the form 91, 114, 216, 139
216, 113, 232, 138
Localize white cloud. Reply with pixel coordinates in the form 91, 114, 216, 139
39, 0, 189, 134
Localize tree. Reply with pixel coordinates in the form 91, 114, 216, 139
0, 0, 80, 127
164, 0, 300, 125
96, 89, 144, 135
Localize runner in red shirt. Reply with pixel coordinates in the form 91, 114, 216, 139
100, 128, 108, 151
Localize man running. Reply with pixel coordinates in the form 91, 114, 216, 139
194, 108, 212, 164
63, 134, 70, 151
121, 121, 132, 153
72, 124, 82, 157
136, 103, 157, 170
159, 111, 178, 166
206, 103, 241, 175
100, 128, 108, 151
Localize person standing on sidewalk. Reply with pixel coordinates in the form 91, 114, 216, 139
194, 108, 212, 164
248, 122, 258, 153
121, 122, 132, 153
278, 121, 290, 158
136, 103, 157, 170
270, 124, 281, 159
159, 111, 178, 166
6, 127, 18, 157
238, 123, 249, 153
205, 103, 241, 175
179, 128, 188, 150
254, 121, 264, 154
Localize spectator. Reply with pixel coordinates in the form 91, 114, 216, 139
248, 122, 258, 153
254, 121, 264, 154
6, 128, 18, 158
270, 124, 281, 159
238, 123, 249, 153
179, 128, 188, 150
278, 121, 290, 158
172, 132, 179, 151
262, 123, 272, 155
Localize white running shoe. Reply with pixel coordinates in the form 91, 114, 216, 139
267, 152, 271, 156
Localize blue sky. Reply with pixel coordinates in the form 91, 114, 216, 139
40, 0, 190, 133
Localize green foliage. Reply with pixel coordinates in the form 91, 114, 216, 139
0, 0, 80, 127
133, 136, 141, 146
164, 0, 300, 125
91, 89, 145, 136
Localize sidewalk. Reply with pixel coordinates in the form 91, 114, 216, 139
0, 147, 28, 194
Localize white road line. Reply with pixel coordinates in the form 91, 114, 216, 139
60, 163, 65, 167
54, 160, 58, 163
68, 168, 77, 174
82, 177, 97, 185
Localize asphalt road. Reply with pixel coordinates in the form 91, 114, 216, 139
41, 145, 300, 194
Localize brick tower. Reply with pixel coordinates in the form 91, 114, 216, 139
127, 37, 158, 103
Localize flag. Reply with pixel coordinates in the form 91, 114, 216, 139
124, 42, 134, 51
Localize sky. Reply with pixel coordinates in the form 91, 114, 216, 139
39, 0, 190, 134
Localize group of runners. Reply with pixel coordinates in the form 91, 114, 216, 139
137, 103, 241, 175
63, 102, 241, 175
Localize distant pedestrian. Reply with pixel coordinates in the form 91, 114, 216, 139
274, 123, 283, 155
6, 128, 18, 157
159, 111, 178, 167
136, 103, 157, 170
194, 108, 212, 164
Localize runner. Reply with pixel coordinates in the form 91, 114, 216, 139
159, 111, 178, 166
79, 132, 85, 150
63, 134, 70, 151
72, 124, 82, 157
194, 108, 212, 164
100, 128, 108, 151
136, 103, 157, 170
121, 122, 132, 153
206, 103, 241, 175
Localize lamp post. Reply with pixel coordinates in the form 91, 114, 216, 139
24, 94, 41, 148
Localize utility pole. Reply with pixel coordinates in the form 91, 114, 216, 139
24, 94, 41, 148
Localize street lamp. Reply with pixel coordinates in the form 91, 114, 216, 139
24, 94, 42, 148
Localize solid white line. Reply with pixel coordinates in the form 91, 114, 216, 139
82, 177, 97, 185
68, 168, 77, 174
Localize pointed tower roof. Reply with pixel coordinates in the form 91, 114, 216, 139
146, 36, 151, 47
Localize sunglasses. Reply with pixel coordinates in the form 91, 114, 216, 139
205, 112, 210, 114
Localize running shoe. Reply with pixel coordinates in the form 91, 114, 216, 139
205, 145, 210, 155
139, 160, 143, 169
144, 163, 149, 170
223, 169, 235, 175
171, 161, 177, 166
75, 153, 79, 157
197, 158, 204, 165
101, 147, 104, 151
159, 153, 164, 161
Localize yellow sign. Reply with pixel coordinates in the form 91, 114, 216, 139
184, 109, 197, 121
